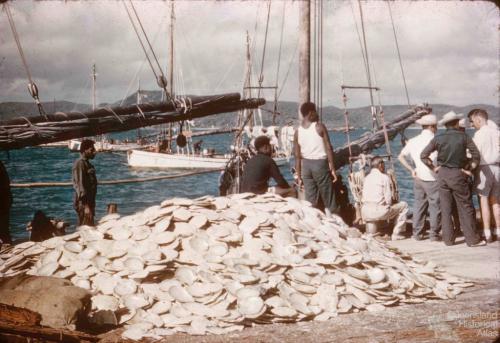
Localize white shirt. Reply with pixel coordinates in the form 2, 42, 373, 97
400, 129, 437, 181
473, 124, 500, 165
297, 122, 327, 159
362, 168, 392, 206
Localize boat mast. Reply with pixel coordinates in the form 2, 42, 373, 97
168, 1, 175, 99
167, 1, 175, 149
299, 0, 311, 118
92, 64, 97, 111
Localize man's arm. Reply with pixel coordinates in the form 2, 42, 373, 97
465, 135, 480, 170
269, 159, 290, 189
383, 175, 392, 205
72, 160, 88, 202
316, 122, 338, 182
420, 138, 438, 171
293, 129, 302, 185
398, 144, 416, 178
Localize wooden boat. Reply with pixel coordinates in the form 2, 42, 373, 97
127, 149, 288, 169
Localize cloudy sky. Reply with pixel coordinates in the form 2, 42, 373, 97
0, 0, 498, 108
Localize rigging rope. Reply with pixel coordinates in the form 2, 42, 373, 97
123, 0, 169, 96
387, 1, 411, 108
257, 0, 272, 100
3, 2, 46, 117
272, 1, 286, 125
357, 0, 378, 132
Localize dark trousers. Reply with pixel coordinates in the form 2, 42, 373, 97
74, 201, 95, 226
437, 167, 480, 246
301, 159, 337, 214
0, 211, 12, 244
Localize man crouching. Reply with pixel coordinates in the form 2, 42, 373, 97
241, 136, 295, 197
361, 156, 408, 240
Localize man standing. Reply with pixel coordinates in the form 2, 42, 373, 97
241, 136, 294, 197
468, 109, 500, 242
398, 114, 440, 241
72, 139, 98, 226
421, 111, 484, 247
361, 156, 408, 240
294, 102, 338, 215
0, 160, 13, 244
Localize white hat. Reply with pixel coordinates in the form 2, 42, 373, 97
415, 114, 437, 126
458, 118, 467, 128
438, 111, 464, 126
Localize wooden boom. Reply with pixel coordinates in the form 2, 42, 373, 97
0, 94, 265, 150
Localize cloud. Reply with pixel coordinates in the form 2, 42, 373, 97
0, 0, 497, 108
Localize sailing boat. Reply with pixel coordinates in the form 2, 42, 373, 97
127, 4, 289, 169
68, 65, 150, 153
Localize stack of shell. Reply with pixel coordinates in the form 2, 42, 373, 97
0, 193, 473, 340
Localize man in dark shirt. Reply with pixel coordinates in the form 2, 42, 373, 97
421, 111, 484, 247
241, 136, 294, 196
72, 139, 98, 226
0, 160, 13, 244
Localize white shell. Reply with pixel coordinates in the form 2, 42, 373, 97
114, 279, 137, 296
92, 295, 119, 311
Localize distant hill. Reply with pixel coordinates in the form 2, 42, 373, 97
1, 91, 497, 129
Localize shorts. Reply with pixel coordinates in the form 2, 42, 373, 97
475, 164, 500, 198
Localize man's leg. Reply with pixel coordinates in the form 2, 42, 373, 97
412, 179, 428, 239
491, 197, 500, 238
448, 169, 481, 246
313, 160, 337, 215
386, 202, 408, 239
425, 180, 441, 240
75, 201, 85, 226
476, 165, 494, 241
301, 160, 319, 208
438, 169, 456, 246
0, 211, 12, 244
489, 166, 500, 238
479, 195, 492, 241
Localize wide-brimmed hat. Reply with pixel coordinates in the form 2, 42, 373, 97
415, 114, 437, 126
438, 111, 464, 126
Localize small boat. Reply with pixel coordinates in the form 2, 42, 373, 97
127, 148, 288, 169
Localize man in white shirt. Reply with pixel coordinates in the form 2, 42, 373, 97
468, 109, 500, 242
398, 114, 440, 241
361, 156, 408, 240
294, 102, 338, 216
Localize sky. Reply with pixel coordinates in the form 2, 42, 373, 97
0, 0, 498, 108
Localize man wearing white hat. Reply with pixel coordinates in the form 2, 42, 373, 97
468, 109, 500, 242
398, 114, 440, 241
421, 111, 484, 247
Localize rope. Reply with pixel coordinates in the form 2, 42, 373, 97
4, 3, 46, 117
387, 1, 411, 108
257, 0, 272, 99
10, 169, 220, 188
122, 1, 168, 95
272, 1, 286, 125
357, 0, 377, 132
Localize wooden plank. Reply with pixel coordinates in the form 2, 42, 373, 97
0, 303, 41, 326
0, 322, 98, 342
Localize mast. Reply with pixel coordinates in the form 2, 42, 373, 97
91, 64, 97, 111
298, 0, 311, 117
168, 1, 175, 98
167, 1, 175, 149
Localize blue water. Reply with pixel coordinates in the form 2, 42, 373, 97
3, 129, 418, 240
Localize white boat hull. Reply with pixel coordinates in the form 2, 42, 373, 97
68, 139, 146, 152
127, 150, 289, 169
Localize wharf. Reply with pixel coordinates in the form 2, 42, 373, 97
99, 240, 499, 343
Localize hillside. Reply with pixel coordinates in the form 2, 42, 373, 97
1, 91, 497, 130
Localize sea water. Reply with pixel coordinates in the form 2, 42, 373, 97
3, 129, 416, 240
